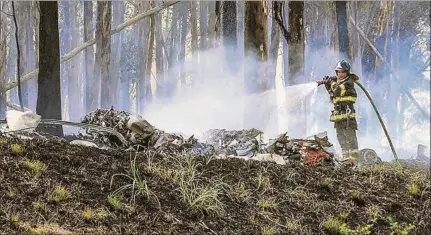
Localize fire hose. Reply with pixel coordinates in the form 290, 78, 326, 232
353, 81, 400, 165
317, 79, 400, 165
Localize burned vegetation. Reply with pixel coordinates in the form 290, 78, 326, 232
0, 109, 430, 235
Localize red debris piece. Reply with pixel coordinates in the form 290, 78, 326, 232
303, 148, 330, 166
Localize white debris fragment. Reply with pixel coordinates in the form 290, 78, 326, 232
70, 140, 99, 148
6, 110, 41, 132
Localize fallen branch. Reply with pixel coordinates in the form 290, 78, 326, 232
348, 16, 430, 121
3, 1, 179, 92
6, 101, 31, 111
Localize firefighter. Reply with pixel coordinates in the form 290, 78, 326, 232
317, 60, 359, 166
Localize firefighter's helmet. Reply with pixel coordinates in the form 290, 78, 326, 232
335, 60, 351, 73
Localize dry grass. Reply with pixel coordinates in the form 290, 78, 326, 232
0, 137, 429, 234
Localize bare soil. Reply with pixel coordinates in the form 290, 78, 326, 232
0, 135, 429, 235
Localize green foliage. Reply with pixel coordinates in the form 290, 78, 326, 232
49, 186, 70, 202
407, 183, 421, 197
110, 153, 159, 207
323, 216, 374, 235
11, 144, 23, 153
107, 195, 123, 210
23, 160, 45, 177
387, 216, 416, 235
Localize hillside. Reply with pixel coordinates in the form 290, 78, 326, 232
0, 135, 429, 235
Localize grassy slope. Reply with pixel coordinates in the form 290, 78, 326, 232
0, 136, 429, 235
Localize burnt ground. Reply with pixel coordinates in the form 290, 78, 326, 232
0, 136, 429, 235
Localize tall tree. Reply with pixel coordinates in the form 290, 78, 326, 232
110, 1, 125, 110
268, 2, 281, 90
244, 1, 268, 130
244, 1, 268, 93
336, 1, 350, 59
26, 2, 37, 111
190, 1, 198, 53
189, 1, 198, 85
145, 2, 155, 104
222, 0, 237, 72
288, 1, 304, 85
37, 1, 63, 136
17, 2, 29, 108
68, 1, 80, 121
136, 1, 150, 113
179, 3, 189, 85
288, 1, 306, 136
373, 0, 390, 116
84, 1, 94, 113
199, 1, 208, 50
155, 2, 165, 100
215, 1, 221, 42
0, 2, 7, 118
95, 1, 112, 110
166, 3, 180, 99
207, 2, 217, 48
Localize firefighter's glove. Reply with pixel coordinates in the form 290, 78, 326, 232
316, 80, 325, 86
317, 76, 330, 86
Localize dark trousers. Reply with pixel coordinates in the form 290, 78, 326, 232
336, 125, 359, 161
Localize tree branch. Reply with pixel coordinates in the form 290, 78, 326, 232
0, 9, 13, 17
348, 16, 430, 121
3, 0, 179, 92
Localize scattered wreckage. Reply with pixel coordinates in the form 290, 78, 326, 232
3, 108, 425, 167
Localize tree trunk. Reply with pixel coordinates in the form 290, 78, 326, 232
155, 1, 165, 101
189, 1, 198, 85
374, 0, 389, 118
268, 4, 280, 90
32, 1, 39, 65
375, 0, 389, 74
199, 1, 208, 50
244, 1, 268, 130
145, 2, 155, 107
190, 1, 198, 53
37, 1, 63, 136
207, 2, 217, 48
95, 1, 112, 110
84, 1, 95, 113
68, 1, 80, 121
0, 2, 7, 118
17, 2, 29, 108
392, 2, 401, 137
282, 1, 288, 86
7, 3, 18, 105
288, 1, 304, 85
136, 2, 149, 113
215, 1, 221, 43
330, 2, 339, 51
387, 2, 398, 138
336, 1, 350, 59
244, 1, 268, 93
110, 1, 125, 111
288, 1, 306, 136
26, 2, 37, 111
60, 2, 70, 118
166, 3, 179, 99
222, 0, 237, 72
179, 3, 188, 86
